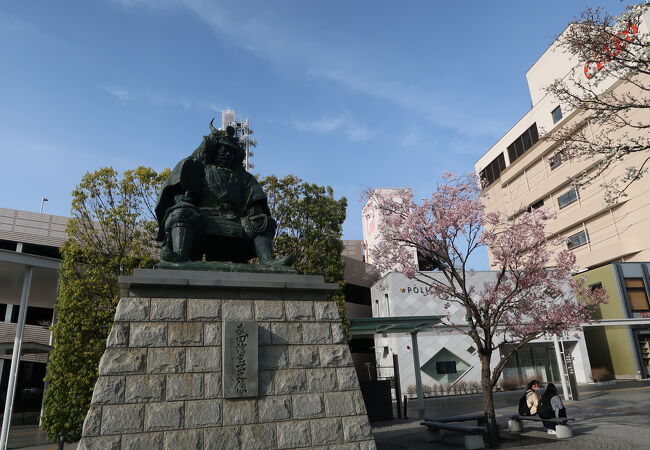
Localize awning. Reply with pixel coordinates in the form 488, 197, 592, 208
349, 316, 443, 336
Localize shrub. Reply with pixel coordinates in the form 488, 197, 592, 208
500, 377, 523, 391
591, 367, 613, 382
407, 384, 416, 397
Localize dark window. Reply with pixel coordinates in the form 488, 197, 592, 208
527, 200, 544, 212
436, 361, 457, 374
507, 123, 540, 164
552, 106, 563, 124
625, 278, 650, 311
549, 151, 565, 170
21, 243, 61, 259
417, 251, 440, 271
25, 306, 54, 327
567, 230, 589, 249
529, 124, 539, 143
558, 188, 579, 209
343, 284, 371, 306
522, 130, 532, 150
589, 282, 603, 291
0, 240, 16, 251
479, 153, 506, 188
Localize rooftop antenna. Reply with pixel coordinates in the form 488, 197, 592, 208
220, 109, 257, 171
39, 197, 48, 214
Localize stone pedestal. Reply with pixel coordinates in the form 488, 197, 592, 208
77, 269, 377, 450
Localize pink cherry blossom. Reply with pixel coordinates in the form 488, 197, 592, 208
364, 172, 606, 432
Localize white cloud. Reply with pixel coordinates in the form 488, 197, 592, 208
401, 128, 424, 148
293, 113, 375, 142
97, 84, 222, 111
98, 84, 132, 104
294, 115, 346, 134
112, 0, 505, 139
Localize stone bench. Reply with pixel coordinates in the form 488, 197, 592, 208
421, 417, 486, 450
508, 414, 575, 438
425, 413, 486, 425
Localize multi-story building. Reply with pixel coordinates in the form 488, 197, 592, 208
581, 262, 650, 379
474, 10, 650, 379
475, 10, 650, 270
0, 208, 63, 427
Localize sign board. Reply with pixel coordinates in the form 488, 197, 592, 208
223, 320, 258, 398
562, 347, 579, 401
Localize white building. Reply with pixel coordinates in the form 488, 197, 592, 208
371, 271, 592, 394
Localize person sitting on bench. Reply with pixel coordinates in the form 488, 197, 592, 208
538, 383, 566, 435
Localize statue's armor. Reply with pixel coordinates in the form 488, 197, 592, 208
156, 125, 291, 266
161, 198, 203, 262
161, 163, 278, 262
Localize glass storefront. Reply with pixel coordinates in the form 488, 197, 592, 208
637, 332, 650, 378
0, 360, 46, 425
501, 342, 565, 385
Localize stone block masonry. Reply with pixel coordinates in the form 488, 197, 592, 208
78, 270, 376, 450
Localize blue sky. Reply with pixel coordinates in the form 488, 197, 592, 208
0, 0, 628, 268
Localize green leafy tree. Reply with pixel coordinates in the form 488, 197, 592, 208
260, 175, 348, 326
41, 166, 168, 443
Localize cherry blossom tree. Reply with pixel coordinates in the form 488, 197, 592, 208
365, 173, 606, 445
545, 2, 650, 202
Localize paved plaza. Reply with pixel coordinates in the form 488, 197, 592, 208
6, 380, 650, 449
373, 380, 650, 449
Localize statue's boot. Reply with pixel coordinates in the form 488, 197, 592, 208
254, 235, 294, 266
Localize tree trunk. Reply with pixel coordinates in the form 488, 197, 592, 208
480, 353, 500, 447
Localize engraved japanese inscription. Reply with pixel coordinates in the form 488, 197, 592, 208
223, 320, 258, 398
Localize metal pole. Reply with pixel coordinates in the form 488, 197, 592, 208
39, 309, 57, 426
552, 335, 570, 401
0, 266, 33, 450
410, 331, 425, 420
393, 353, 402, 419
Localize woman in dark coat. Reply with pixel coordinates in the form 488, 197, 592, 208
539, 383, 566, 434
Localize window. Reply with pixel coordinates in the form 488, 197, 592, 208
549, 150, 565, 170
479, 153, 506, 188
589, 282, 603, 291
552, 106, 563, 124
558, 188, 579, 209
507, 123, 540, 164
436, 361, 457, 374
625, 278, 650, 311
527, 200, 544, 212
567, 230, 588, 249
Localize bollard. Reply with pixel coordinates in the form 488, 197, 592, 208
403, 395, 408, 419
